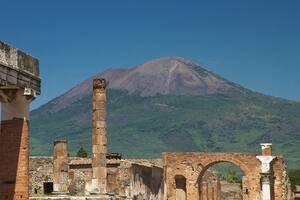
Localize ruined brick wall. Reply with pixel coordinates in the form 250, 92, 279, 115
272, 157, 293, 200
163, 152, 290, 200
68, 158, 92, 195
29, 154, 290, 200
0, 119, 29, 200
107, 159, 165, 197
29, 157, 53, 195
130, 164, 164, 200
162, 152, 261, 200
107, 165, 120, 194
116, 161, 131, 196
200, 170, 221, 200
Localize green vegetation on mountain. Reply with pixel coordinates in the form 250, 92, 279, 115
30, 89, 300, 168
29, 57, 300, 168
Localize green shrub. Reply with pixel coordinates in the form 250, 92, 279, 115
76, 146, 88, 158
289, 169, 300, 191
222, 170, 241, 183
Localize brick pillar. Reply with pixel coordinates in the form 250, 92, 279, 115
0, 90, 31, 200
261, 143, 272, 156
53, 140, 69, 193
91, 78, 107, 194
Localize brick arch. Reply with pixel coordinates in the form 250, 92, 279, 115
196, 157, 251, 182
163, 152, 262, 200
196, 159, 250, 200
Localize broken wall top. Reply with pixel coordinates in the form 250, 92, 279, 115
0, 40, 40, 94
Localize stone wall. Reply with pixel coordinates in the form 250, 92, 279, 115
29, 157, 53, 195
130, 164, 164, 200
68, 158, 92, 195
272, 157, 293, 200
29, 195, 130, 200
29, 157, 164, 198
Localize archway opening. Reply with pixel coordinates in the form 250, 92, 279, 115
175, 175, 187, 200
43, 182, 53, 194
198, 162, 247, 200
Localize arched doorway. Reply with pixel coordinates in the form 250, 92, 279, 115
175, 175, 187, 200
198, 162, 247, 200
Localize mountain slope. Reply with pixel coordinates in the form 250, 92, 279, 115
45, 57, 244, 112
30, 57, 300, 167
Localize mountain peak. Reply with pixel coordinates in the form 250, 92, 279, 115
101, 56, 239, 96
52, 57, 242, 111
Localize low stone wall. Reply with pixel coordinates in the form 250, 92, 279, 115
29, 194, 130, 200
29, 157, 164, 198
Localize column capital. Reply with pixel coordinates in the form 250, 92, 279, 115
256, 156, 276, 173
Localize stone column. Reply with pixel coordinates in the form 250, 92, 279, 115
91, 78, 107, 194
256, 143, 276, 200
0, 40, 40, 200
53, 140, 69, 193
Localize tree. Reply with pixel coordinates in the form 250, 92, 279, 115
222, 170, 240, 183
76, 146, 88, 158
289, 169, 300, 191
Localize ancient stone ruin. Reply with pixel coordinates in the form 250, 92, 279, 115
29, 78, 293, 200
0, 40, 294, 200
0, 40, 40, 200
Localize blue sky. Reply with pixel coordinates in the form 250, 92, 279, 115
1, 0, 299, 109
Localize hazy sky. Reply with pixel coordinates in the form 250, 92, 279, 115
1, 0, 299, 109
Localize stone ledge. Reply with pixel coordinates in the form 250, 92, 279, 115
0, 40, 40, 94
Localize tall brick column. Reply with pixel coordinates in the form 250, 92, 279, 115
0, 108, 29, 200
53, 140, 69, 193
0, 41, 40, 200
90, 78, 107, 194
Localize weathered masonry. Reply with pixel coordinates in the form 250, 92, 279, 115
88, 78, 107, 194
29, 78, 293, 200
163, 143, 292, 200
0, 41, 40, 200
53, 140, 69, 193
